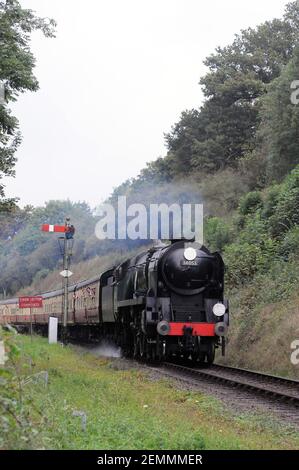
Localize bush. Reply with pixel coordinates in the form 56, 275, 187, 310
224, 213, 279, 287
280, 226, 299, 259
268, 166, 299, 238
0, 327, 42, 449
239, 191, 263, 216
205, 217, 231, 252
224, 242, 262, 286
261, 184, 281, 219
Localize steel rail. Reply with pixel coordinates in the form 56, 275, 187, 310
163, 362, 299, 407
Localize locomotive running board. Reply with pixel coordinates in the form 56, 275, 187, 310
117, 297, 145, 308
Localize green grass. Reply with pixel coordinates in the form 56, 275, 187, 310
1, 334, 299, 450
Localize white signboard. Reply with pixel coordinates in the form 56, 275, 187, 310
60, 270, 73, 278
48, 317, 58, 344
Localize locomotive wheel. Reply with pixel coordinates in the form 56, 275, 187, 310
123, 345, 133, 358
147, 341, 160, 364
191, 352, 205, 365
206, 342, 215, 365
152, 337, 163, 364
183, 352, 191, 361
121, 327, 133, 358
190, 338, 204, 365
148, 344, 155, 362
139, 332, 146, 359
133, 331, 140, 359
198, 353, 206, 364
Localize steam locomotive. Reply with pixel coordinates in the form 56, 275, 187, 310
0, 240, 229, 364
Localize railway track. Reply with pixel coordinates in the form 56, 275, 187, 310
163, 362, 299, 408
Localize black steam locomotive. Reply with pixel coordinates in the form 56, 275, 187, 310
109, 239, 229, 363
0, 240, 229, 365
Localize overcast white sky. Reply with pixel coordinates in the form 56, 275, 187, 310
4, 0, 290, 209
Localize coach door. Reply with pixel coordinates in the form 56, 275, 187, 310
101, 274, 115, 323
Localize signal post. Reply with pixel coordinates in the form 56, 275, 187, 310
41, 218, 75, 343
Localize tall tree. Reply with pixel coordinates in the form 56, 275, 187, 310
162, 1, 299, 176
0, 0, 55, 208
256, 46, 299, 182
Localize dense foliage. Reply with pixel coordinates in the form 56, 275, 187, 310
203, 166, 299, 290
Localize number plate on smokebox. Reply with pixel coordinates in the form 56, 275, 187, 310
181, 260, 199, 266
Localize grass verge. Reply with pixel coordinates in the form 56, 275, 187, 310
1, 334, 299, 450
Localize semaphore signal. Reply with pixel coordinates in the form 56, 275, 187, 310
41, 218, 75, 342
42, 224, 66, 233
